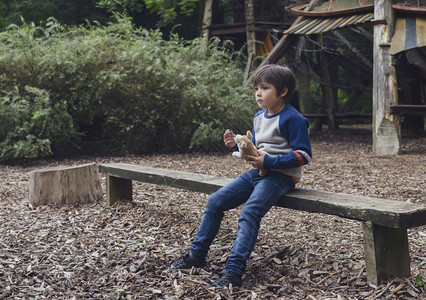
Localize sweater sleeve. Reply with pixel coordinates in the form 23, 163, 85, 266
263, 114, 312, 170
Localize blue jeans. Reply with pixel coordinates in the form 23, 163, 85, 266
190, 169, 295, 276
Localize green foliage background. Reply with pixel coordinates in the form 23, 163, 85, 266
0, 0, 111, 31
0, 18, 255, 162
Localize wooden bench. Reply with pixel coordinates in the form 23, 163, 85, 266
98, 163, 426, 285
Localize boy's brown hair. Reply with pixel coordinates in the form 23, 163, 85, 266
253, 64, 296, 102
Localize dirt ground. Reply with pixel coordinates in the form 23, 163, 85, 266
0, 125, 425, 299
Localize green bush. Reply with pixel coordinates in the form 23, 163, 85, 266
0, 17, 256, 162
0, 86, 77, 160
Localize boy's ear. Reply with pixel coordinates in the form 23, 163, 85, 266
280, 87, 288, 99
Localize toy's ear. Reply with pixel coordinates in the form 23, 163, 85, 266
246, 131, 253, 139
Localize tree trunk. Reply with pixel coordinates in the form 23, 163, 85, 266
29, 163, 103, 207
201, 0, 213, 39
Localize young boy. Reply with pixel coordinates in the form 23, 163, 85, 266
170, 64, 312, 289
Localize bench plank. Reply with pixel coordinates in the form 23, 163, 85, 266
99, 163, 426, 228
99, 163, 232, 195
280, 189, 426, 228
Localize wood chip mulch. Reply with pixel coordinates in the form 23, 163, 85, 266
0, 125, 425, 299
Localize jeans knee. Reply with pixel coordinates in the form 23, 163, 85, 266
205, 193, 223, 214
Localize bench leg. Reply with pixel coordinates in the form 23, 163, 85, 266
106, 175, 132, 207
362, 222, 410, 284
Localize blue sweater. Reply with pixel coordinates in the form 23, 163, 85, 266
252, 104, 312, 181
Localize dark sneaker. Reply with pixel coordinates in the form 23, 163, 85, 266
169, 253, 207, 269
208, 269, 242, 289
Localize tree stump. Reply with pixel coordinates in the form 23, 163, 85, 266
29, 163, 103, 207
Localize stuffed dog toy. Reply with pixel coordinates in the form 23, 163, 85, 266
232, 131, 267, 176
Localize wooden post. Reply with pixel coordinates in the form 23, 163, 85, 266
373, 0, 401, 154
295, 72, 311, 114
29, 163, 102, 207
105, 175, 132, 207
362, 222, 410, 284
317, 35, 338, 131
244, 0, 256, 78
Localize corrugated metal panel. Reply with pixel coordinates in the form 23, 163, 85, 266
284, 12, 374, 35
391, 16, 426, 55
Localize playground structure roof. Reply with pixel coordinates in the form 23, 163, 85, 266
286, 0, 374, 17
283, 12, 375, 35
284, 0, 426, 54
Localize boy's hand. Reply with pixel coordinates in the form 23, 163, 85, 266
245, 150, 265, 170
223, 129, 236, 148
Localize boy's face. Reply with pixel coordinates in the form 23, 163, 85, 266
254, 81, 288, 112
